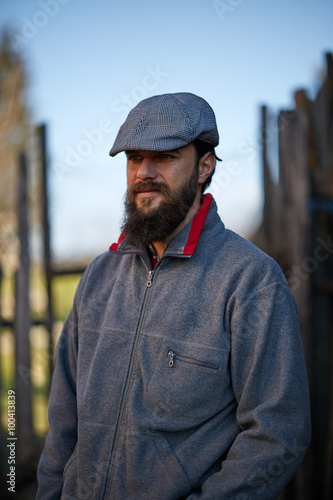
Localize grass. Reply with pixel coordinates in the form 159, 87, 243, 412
51, 273, 81, 321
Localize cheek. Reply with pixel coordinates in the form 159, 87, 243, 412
166, 171, 189, 191
126, 169, 137, 187
160, 169, 180, 188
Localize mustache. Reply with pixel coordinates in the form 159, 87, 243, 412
130, 180, 170, 195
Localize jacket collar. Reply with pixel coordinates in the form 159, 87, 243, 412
109, 193, 214, 257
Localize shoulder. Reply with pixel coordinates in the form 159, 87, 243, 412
204, 209, 284, 279
200, 213, 290, 303
224, 228, 280, 269
227, 229, 287, 286
203, 199, 282, 276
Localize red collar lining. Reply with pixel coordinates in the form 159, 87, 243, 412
183, 193, 213, 255
109, 231, 125, 251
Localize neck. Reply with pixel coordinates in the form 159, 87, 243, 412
152, 190, 203, 259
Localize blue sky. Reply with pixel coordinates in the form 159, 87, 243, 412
1, 0, 332, 261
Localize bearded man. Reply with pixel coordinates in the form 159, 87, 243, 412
37, 93, 311, 499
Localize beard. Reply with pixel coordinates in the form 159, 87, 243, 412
121, 165, 199, 248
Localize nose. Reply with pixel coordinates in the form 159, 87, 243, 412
137, 158, 158, 180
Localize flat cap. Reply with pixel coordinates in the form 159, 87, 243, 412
109, 92, 219, 157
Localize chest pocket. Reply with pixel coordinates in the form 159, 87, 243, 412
146, 339, 230, 421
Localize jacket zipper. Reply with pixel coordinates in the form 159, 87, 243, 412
167, 350, 219, 370
105, 269, 154, 496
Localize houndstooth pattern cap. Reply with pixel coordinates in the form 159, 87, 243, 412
109, 92, 219, 157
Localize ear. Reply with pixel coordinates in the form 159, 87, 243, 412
198, 152, 216, 187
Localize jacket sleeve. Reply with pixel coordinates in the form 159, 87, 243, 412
36, 298, 79, 500
185, 282, 311, 500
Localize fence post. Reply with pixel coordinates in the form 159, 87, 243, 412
14, 151, 34, 463
37, 124, 54, 389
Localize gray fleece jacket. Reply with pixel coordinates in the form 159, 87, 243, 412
37, 194, 311, 499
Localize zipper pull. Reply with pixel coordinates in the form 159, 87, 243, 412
147, 270, 154, 287
168, 350, 175, 367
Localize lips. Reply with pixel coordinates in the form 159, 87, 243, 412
135, 189, 160, 193
133, 185, 160, 193
136, 190, 160, 198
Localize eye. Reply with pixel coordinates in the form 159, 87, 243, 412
127, 154, 142, 162
158, 153, 174, 160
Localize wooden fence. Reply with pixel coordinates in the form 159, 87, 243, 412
255, 52, 333, 499
0, 125, 86, 498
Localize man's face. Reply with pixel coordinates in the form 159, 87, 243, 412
122, 144, 200, 247
126, 144, 199, 209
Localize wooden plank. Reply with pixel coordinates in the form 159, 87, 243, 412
258, 105, 282, 260
261, 105, 270, 248
326, 329, 333, 500
37, 124, 54, 388
312, 170, 333, 198
14, 151, 33, 463
278, 107, 311, 295
267, 107, 283, 260
51, 266, 87, 276
322, 57, 333, 499
278, 104, 314, 500
312, 53, 333, 174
